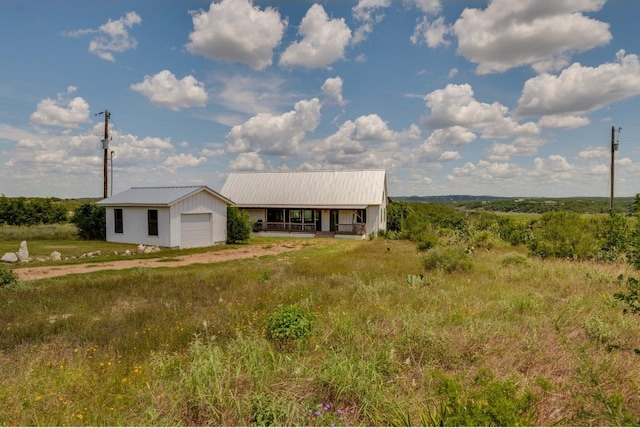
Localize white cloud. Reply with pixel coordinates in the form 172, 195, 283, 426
66, 11, 141, 62
411, 16, 451, 47
578, 146, 609, 159
516, 50, 640, 118
226, 98, 321, 155
30, 87, 90, 128
215, 74, 294, 116
131, 70, 208, 111
453, 0, 611, 74
186, 0, 286, 70
423, 83, 539, 139
425, 126, 476, 147
538, 115, 590, 129
162, 153, 207, 173
351, 0, 390, 44
280, 4, 352, 69
321, 76, 346, 106
228, 152, 265, 171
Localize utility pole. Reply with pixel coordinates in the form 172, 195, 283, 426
97, 110, 111, 198
610, 125, 620, 211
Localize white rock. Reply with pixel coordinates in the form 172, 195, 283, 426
50, 251, 62, 261
17, 240, 29, 261
1, 253, 18, 263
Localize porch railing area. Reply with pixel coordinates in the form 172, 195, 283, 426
255, 221, 365, 235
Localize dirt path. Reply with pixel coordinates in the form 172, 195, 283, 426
12, 243, 307, 281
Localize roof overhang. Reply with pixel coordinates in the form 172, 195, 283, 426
237, 204, 370, 210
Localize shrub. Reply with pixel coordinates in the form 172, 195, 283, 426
528, 211, 601, 259
226, 206, 251, 244
0, 266, 18, 286
614, 274, 640, 315
265, 304, 314, 346
422, 246, 473, 273
70, 202, 106, 240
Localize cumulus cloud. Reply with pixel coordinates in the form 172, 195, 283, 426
321, 76, 346, 106
516, 50, 640, 118
578, 146, 609, 159
538, 115, 590, 129
131, 70, 208, 111
351, 0, 390, 44
186, 0, 286, 70
162, 153, 207, 173
228, 152, 265, 171
280, 4, 352, 69
411, 16, 451, 47
215, 74, 294, 116
423, 83, 539, 139
30, 87, 90, 128
453, 0, 611, 74
450, 160, 525, 182
314, 114, 417, 167
226, 98, 321, 155
65, 11, 141, 62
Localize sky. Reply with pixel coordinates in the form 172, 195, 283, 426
1, 0, 640, 199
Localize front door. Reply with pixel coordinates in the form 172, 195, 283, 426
330, 209, 338, 232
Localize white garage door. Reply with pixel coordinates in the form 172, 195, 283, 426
180, 213, 213, 248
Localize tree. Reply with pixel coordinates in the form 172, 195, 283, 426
71, 203, 106, 240
226, 206, 251, 244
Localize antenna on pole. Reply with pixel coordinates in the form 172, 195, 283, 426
96, 110, 111, 198
610, 125, 621, 211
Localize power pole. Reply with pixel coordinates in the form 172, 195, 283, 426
98, 110, 110, 198
610, 125, 620, 211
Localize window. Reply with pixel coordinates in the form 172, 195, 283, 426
267, 209, 284, 222
304, 209, 314, 223
148, 209, 158, 236
353, 209, 366, 223
114, 209, 123, 234
289, 209, 302, 223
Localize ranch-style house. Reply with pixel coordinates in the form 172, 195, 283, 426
220, 170, 388, 239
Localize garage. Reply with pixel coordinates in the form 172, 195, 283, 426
180, 213, 213, 248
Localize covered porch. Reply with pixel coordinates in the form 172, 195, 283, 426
250, 207, 367, 237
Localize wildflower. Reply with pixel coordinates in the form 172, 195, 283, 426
77, 413, 83, 420
35, 395, 42, 401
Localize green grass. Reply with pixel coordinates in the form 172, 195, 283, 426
1, 238, 639, 426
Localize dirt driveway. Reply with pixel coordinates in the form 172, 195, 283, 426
12, 243, 307, 281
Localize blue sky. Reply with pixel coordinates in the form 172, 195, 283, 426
1, 0, 640, 198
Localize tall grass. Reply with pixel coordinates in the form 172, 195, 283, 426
1, 238, 639, 425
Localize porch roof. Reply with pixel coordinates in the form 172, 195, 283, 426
221, 170, 386, 209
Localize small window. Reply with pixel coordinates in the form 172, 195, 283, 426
114, 209, 123, 234
148, 209, 158, 236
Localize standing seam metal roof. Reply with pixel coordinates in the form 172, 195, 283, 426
96, 186, 232, 206
220, 170, 386, 208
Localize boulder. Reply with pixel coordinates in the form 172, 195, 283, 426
50, 251, 62, 261
137, 244, 146, 253
17, 240, 29, 261
1, 253, 18, 263
124, 249, 132, 256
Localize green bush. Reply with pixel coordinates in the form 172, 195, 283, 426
265, 304, 314, 345
528, 211, 601, 259
422, 246, 473, 273
70, 202, 106, 240
226, 206, 251, 244
424, 369, 541, 426
0, 266, 18, 286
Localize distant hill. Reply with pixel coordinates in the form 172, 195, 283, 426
390, 195, 636, 214
392, 195, 509, 203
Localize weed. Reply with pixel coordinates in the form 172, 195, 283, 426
0, 266, 18, 286
422, 245, 473, 273
265, 304, 314, 347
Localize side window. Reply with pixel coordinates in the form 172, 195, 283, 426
148, 209, 159, 236
114, 209, 123, 234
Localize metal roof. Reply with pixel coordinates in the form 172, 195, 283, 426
220, 170, 386, 208
96, 186, 233, 207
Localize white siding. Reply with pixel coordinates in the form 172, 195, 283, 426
106, 206, 171, 247
169, 191, 228, 247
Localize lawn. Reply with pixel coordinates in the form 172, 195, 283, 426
1, 237, 639, 426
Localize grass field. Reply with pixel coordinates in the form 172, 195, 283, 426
1, 237, 639, 426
